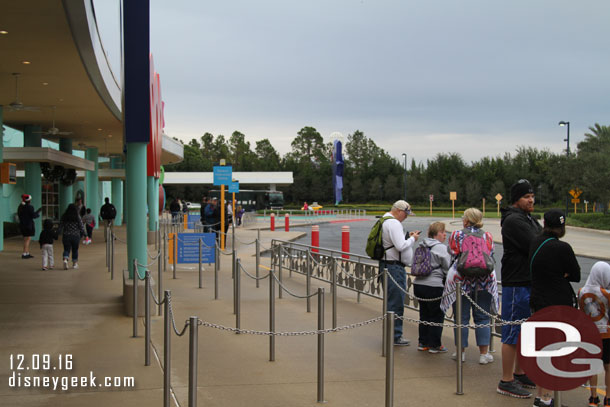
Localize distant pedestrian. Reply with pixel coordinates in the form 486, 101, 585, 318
529, 209, 580, 407
58, 204, 86, 269
380, 200, 421, 346
497, 179, 541, 399
200, 197, 208, 230
579, 261, 610, 407
413, 221, 451, 353
17, 194, 41, 259
39, 219, 58, 270
441, 208, 499, 365
169, 198, 181, 224
99, 197, 117, 241
81, 208, 96, 245
236, 205, 245, 226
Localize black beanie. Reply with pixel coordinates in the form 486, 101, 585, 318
544, 209, 566, 228
510, 179, 534, 203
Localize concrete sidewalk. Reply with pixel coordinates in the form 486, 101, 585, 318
0, 224, 599, 406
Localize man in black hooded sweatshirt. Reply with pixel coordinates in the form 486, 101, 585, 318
497, 179, 541, 399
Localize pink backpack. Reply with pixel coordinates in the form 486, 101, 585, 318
456, 229, 495, 278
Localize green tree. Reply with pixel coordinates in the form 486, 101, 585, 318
576, 124, 610, 213
290, 126, 325, 162
254, 139, 281, 171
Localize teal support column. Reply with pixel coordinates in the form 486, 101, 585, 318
85, 148, 99, 229
24, 125, 42, 241
110, 157, 123, 226
0, 106, 4, 251
123, 176, 128, 224
126, 142, 147, 278
147, 176, 159, 231
58, 138, 73, 215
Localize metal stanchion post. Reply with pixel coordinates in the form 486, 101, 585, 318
163, 291, 171, 407
232, 248, 236, 280
163, 232, 167, 273
188, 316, 198, 407
306, 251, 312, 312
269, 263, 275, 362
382, 266, 388, 357
554, 391, 562, 407
233, 255, 237, 315
111, 230, 115, 280
255, 229, 260, 288
456, 281, 464, 395
236, 258, 241, 332
133, 259, 138, 338
173, 234, 177, 279
105, 227, 109, 268
332, 257, 337, 328
214, 243, 219, 300
158, 247, 163, 316
231, 220, 235, 251
198, 238, 203, 289
145, 271, 151, 366
385, 311, 395, 407
317, 287, 325, 403
278, 245, 283, 299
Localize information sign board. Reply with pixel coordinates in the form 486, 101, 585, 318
177, 233, 216, 264
229, 181, 239, 193
213, 166, 232, 186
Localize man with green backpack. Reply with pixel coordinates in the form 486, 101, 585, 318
367, 200, 420, 346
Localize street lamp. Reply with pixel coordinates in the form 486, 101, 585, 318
558, 121, 570, 156
401, 153, 407, 201
558, 121, 570, 216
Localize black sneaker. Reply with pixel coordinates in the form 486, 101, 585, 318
497, 380, 532, 398
590, 396, 601, 407
514, 373, 536, 389
533, 397, 554, 407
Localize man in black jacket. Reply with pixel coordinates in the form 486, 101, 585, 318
497, 179, 541, 399
99, 197, 117, 242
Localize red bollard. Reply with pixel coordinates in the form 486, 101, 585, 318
270, 213, 275, 231
342, 225, 350, 259
311, 225, 319, 253
285, 213, 290, 232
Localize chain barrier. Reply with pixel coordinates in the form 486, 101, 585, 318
147, 249, 162, 260
198, 314, 386, 336
238, 261, 270, 281
233, 237, 258, 245
385, 269, 456, 302
149, 282, 164, 306
395, 314, 527, 328
112, 233, 128, 244
461, 290, 500, 319
269, 269, 320, 299
167, 293, 190, 337
137, 259, 158, 270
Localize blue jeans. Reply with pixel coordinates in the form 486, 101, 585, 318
62, 235, 80, 261
452, 289, 492, 348
384, 263, 407, 342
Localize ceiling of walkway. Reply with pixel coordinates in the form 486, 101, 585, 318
0, 0, 124, 156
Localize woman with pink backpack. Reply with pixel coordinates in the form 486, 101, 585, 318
441, 207, 499, 364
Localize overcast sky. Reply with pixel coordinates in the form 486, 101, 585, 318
94, 0, 610, 164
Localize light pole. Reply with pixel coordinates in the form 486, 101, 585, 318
559, 121, 570, 216
401, 153, 407, 201
559, 121, 570, 156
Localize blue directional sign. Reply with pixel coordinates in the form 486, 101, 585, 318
213, 166, 232, 186
177, 233, 216, 263
187, 214, 201, 229
228, 181, 239, 193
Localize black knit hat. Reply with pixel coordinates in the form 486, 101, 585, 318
510, 179, 534, 204
544, 209, 566, 228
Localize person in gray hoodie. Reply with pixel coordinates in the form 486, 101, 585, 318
413, 221, 452, 353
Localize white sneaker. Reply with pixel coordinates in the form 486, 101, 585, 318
63, 259, 69, 270
73, 262, 79, 269
479, 353, 494, 364
451, 352, 466, 362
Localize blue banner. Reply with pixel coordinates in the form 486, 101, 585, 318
213, 166, 232, 186
177, 233, 216, 263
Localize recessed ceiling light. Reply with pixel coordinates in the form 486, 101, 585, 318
108, 134, 113, 138
22, 60, 31, 65
42, 82, 48, 86
58, 98, 64, 102
0, 30, 8, 35
97, 128, 103, 131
